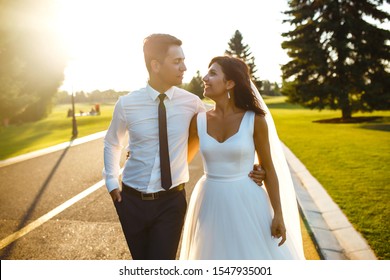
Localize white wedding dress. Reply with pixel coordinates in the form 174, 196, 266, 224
179, 111, 305, 260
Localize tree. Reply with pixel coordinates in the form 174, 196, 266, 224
185, 71, 204, 99
225, 30, 262, 89
273, 82, 281, 96
281, 0, 390, 120
0, 46, 31, 125
0, 0, 67, 125
262, 80, 272, 96
261, 80, 282, 96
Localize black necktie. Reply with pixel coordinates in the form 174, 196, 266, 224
158, 94, 172, 190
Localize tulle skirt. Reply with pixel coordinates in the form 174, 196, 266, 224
179, 175, 300, 260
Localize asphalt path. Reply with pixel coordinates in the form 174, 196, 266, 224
0, 138, 205, 259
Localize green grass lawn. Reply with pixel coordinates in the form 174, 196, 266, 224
265, 96, 390, 260
0, 103, 115, 160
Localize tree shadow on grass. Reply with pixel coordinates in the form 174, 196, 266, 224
266, 102, 303, 110
313, 116, 390, 132
359, 124, 390, 132
313, 116, 382, 123
359, 117, 390, 132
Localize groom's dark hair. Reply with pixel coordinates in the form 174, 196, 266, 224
143, 34, 182, 72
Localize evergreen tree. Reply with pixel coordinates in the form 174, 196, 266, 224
262, 80, 272, 96
281, 0, 390, 120
273, 82, 281, 96
261, 80, 282, 96
225, 30, 262, 89
186, 71, 204, 99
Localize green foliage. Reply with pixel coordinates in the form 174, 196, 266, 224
56, 89, 129, 104
0, 0, 67, 125
262, 80, 282, 96
181, 71, 204, 99
225, 30, 262, 89
281, 0, 390, 119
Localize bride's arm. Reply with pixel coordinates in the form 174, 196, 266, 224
254, 114, 286, 246
187, 114, 199, 163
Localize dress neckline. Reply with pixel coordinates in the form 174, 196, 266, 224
205, 111, 248, 144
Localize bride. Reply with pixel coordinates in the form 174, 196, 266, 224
180, 56, 305, 260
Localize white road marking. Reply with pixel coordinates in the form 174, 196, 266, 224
0, 130, 107, 168
0, 177, 110, 250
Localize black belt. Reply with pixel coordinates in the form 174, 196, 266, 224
122, 182, 185, 201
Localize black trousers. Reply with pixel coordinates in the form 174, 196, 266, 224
114, 187, 187, 260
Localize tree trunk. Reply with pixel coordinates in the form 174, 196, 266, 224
341, 105, 352, 120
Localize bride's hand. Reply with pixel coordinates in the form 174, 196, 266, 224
271, 214, 286, 246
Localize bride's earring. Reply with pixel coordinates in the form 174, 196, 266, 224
227, 91, 231, 99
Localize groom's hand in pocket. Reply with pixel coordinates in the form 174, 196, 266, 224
110, 189, 122, 203
249, 164, 265, 186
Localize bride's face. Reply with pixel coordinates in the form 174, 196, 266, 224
203, 63, 229, 99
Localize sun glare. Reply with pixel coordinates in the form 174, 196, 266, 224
55, 0, 294, 93
56, 0, 150, 92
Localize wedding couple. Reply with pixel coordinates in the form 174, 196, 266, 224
103, 34, 305, 260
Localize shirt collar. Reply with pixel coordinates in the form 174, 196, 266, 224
146, 83, 175, 101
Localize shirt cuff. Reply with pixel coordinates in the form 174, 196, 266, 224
105, 178, 120, 193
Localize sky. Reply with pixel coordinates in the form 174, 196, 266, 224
31, 0, 390, 93
55, 0, 292, 92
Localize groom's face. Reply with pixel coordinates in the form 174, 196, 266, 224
157, 45, 187, 87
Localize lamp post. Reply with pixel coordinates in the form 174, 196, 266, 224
71, 89, 78, 138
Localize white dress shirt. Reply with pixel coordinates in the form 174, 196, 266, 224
103, 84, 206, 193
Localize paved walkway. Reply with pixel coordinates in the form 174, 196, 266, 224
0, 131, 377, 260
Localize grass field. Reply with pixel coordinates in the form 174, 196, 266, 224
1, 98, 388, 259
266, 97, 390, 260
0, 103, 115, 160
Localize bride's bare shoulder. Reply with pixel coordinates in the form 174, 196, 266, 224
254, 113, 266, 123
254, 114, 268, 133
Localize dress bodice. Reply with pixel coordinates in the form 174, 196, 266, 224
181, 110, 306, 260
197, 111, 255, 182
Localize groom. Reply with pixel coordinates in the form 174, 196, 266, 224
103, 33, 265, 260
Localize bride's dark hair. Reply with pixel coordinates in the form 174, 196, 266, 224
209, 56, 265, 116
